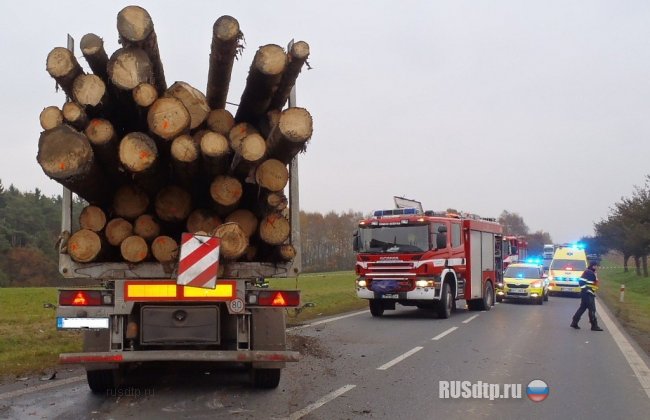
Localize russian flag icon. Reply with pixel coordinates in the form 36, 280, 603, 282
527, 380, 549, 402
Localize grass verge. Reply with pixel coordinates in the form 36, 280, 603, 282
598, 262, 650, 356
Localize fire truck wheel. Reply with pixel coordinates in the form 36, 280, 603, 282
369, 300, 384, 317
251, 368, 281, 389
86, 368, 119, 393
481, 282, 494, 311
437, 282, 452, 319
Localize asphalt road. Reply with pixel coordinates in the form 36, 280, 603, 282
1, 295, 649, 419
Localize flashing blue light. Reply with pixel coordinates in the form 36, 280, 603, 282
571, 242, 585, 250
557, 277, 565, 281
526, 258, 541, 265
517, 273, 524, 278
373, 208, 420, 217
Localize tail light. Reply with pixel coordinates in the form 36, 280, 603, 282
59, 290, 111, 306
249, 290, 300, 307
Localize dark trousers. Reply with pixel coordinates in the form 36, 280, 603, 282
572, 291, 597, 326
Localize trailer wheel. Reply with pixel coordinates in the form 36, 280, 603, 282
251, 368, 281, 389
437, 282, 452, 319
369, 300, 384, 317
86, 369, 118, 393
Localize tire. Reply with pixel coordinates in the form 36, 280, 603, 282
251, 368, 281, 389
369, 300, 384, 317
86, 369, 118, 394
436, 282, 453, 319
479, 282, 494, 311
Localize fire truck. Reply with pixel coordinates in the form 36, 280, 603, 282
354, 208, 504, 318
502, 235, 528, 269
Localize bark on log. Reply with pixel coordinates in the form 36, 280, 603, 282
225, 209, 258, 237
211, 222, 248, 260
206, 15, 242, 109
186, 208, 222, 234
206, 109, 234, 136
259, 212, 290, 245
165, 82, 209, 130
68, 229, 104, 263
120, 235, 149, 263
37, 125, 109, 204
107, 47, 153, 91
171, 134, 200, 189
117, 5, 167, 93
72, 74, 110, 117
235, 44, 287, 124
80, 33, 109, 82
266, 107, 313, 164
46, 47, 84, 98
275, 243, 296, 261
79, 205, 107, 232
105, 218, 133, 246
113, 184, 150, 220
39, 106, 63, 130
151, 235, 178, 263
255, 159, 289, 192
133, 82, 158, 107
147, 97, 191, 141
197, 130, 231, 177
133, 214, 161, 241
261, 191, 288, 212
155, 185, 192, 223
209, 175, 243, 213
61, 102, 88, 130
268, 41, 310, 111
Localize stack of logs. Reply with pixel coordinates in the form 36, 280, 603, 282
37, 6, 312, 265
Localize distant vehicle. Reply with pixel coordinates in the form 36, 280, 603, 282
497, 262, 548, 305
502, 236, 528, 269
543, 244, 555, 259
547, 244, 588, 296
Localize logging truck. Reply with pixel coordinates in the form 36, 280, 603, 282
42, 6, 312, 392
354, 208, 504, 318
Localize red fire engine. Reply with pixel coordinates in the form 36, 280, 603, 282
354, 208, 504, 318
502, 235, 528, 269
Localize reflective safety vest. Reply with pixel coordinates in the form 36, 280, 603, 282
579, 269, 599, 294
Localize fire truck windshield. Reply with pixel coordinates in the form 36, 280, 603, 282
358, 225, 429, 253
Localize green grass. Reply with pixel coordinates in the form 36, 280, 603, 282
0, 272, 364, 378
0, 288, 82, 379
597, 260, 650, 355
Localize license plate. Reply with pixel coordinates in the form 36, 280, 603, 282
57, 317, 109, 329
561, 287, 576, 292
382, 294, 399, 299
508, 289, 527, 294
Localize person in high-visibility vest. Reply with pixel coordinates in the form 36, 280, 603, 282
571, 262, 603, 331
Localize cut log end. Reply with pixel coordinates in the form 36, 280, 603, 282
254, 44, 288, 76
39, 106, 63, 130
80, 33, 104, 55
147, 97, 191, 140
212, 222, 248, 260
238, 133, 266, 163
171, 134, 199, 163
165, 81, 209, 130
277, 244, 296, 261
259, 213, 290, 245
198, 131, 230, 158
85, 119, 115, 145
120, 235, 149, 263
72, 74, 106, 107
278, 107, 313, 142
37, 125, 94, 179
79, 205, 107, 232
46, 47, 76, 78
209, 176, 243, 207
62, 102, 88, 129
225, 209, 258, 237
206, 109, 234, 135
214, 15, 240, 41
119, 132, 158, 173
105, 218, 134, 247
290, 41, 310, 60
255, 159, 289, 192
134, 214, 161, 241
155, 186, 192, 222
113, 184, 150, 220
117, 5, 153, 42
151, 235, 178, 263
108, 47, 153, 90
187, 209, 222, 234
68, 229, 102, 263
133, 82, 158, 107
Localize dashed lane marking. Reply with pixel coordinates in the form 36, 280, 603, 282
288, 384, 356, 420
432, 326, 458, 341
377, 347, 423, 371
462, 314, 480, 324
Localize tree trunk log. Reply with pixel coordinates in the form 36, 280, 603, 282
260, 191, 288, 212
209, 175, 243, 214
68, 229, 105, 263
165, 81, 209, 130
147, 97, 191, 141
206, 15, 242, 109
133, 214, 161, 241
151, 235, 178, 263
120, 235, 149, 263
275, 243, 296, 261
39, 106, 63, 130
225, 209, 258, 237
133, 82, 158, 107
80, 33, 109, 82
228, 122, 257, 151
259, 212, 290, 245
187, 208, 222, 234
155, 185, 192, 223
72, 74, 110, 117
37, 125, 110, 204
211, 222, 248, 260
84, 118, 125, 181
112, 184, 150, 220
61, 102, 88, 131
255, 159, 289, 192
105, 218, 133, 247
266, 107, 313, 164
231, 133, 266, 175
46, 47, 84, 98
197, 130, 231, 177
108, 47, 153, 91
206, 109, 234, 136
235, 44, 287, 124
268, 41, 310, 111
79, 205, 107, 232
171, 134, 200, 189
117, 5, 167, 93
119, 132, 164, 194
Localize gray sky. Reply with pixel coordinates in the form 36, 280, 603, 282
1, 0, 649, 244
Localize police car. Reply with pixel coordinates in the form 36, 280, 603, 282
496, 261, 549, 305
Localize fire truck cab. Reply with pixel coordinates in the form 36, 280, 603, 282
354, 208, 503, 318
502, 236, 528, 269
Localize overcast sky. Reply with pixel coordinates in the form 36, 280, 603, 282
1, 0, 649, 244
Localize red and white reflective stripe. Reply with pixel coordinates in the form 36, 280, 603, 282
177, 233, 220, 289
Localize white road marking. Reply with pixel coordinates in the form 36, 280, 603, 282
432, 327, 458, 341
288, 384, 356, 420
0, 375, 85, 400
596, 300, 650, 399
377, 347, 423, 371
287, 310, 367, 331
462, 314, 480, 324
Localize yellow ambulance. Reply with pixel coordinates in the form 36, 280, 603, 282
547, 245, 588, 295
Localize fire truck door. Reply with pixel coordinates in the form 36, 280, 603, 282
470, 230, 482, 298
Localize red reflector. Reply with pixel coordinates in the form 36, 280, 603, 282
59, 290, 102, 306
272, 292, 286, 306
258, 290, 300, 307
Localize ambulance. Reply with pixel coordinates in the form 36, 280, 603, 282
547, 244, 588, 295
